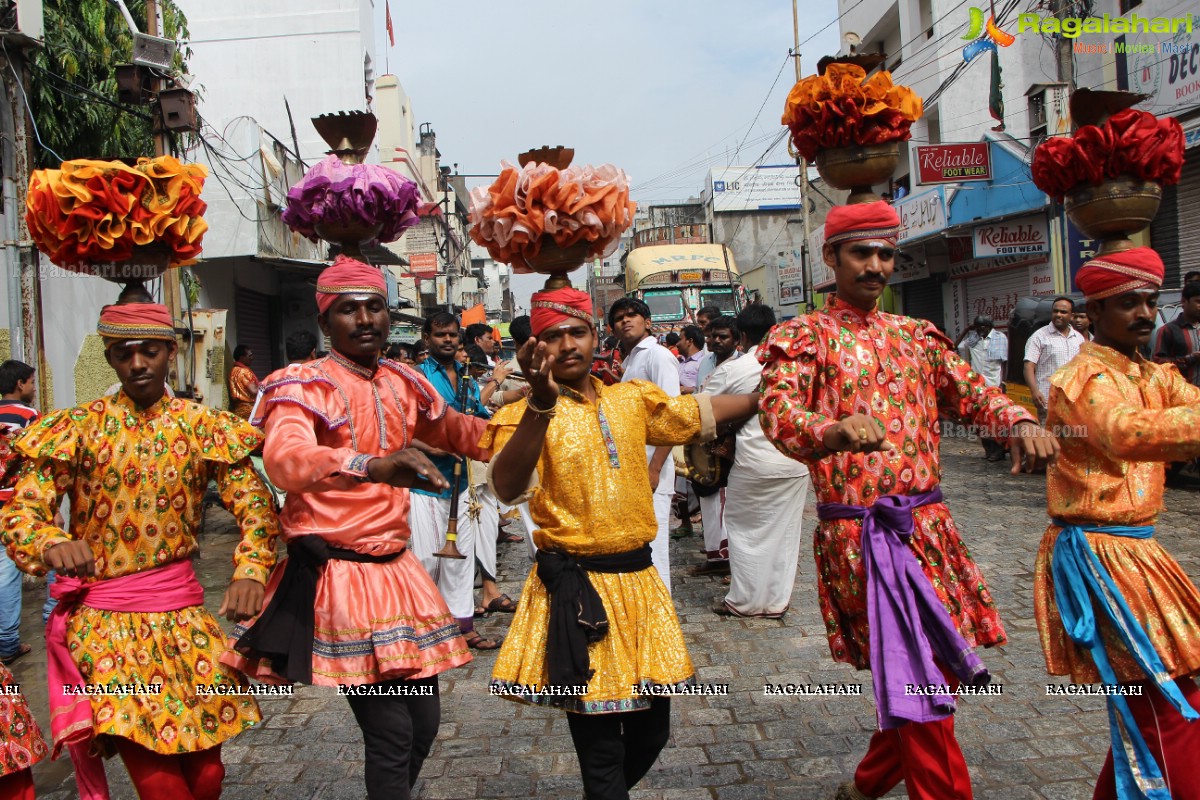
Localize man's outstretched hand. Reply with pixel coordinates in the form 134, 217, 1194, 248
367, 449, 451, 490
516, 336, 559, 409
822, 414, 897, 455
1008, 421, 1059, 474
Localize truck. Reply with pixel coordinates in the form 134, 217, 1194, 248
623, 243, 744, 328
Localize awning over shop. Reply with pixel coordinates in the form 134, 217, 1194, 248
946, 135, 1048, 228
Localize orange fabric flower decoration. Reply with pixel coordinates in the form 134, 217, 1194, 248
25, 156, 208, 272
468, 161, 637, 273
781, 64, 923, 163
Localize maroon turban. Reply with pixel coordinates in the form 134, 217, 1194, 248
530, 287, 594, 337
824, 201, 901, 247
1075, 247, 1164, 300
97, 303, 176, 342
315, 255, 387, 314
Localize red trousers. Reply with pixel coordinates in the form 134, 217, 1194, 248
851, 665, 973, 800
116, 739, 225, 800
0, 769, 35, 800
1093, 678, 1200, 800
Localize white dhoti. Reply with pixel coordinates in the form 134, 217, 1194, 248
517, 503, 537, 561
651, 482, 674, 596
722, 466, 809, 618
467, 474, 501, 581
698, 489, 728, 563
408, 490, 480, 621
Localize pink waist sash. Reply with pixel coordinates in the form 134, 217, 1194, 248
47, 559, 205, 800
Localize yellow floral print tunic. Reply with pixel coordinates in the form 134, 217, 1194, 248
1, 392, 279, 753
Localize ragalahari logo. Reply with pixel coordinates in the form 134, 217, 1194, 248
962, 7, 1016, 62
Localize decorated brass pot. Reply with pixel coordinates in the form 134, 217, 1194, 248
815, 142, 900, 204
1065, 176, 1162, 255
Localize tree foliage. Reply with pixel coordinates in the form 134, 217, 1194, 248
29, 0, 190, 167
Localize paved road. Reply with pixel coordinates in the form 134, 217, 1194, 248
17, 437, 1200, 799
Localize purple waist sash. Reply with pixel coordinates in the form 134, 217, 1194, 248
817, 487, 989, 729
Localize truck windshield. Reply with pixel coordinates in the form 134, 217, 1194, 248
643, 290, 685, 321
700, 288, 737, 314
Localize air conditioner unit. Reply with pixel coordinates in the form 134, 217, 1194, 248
110, 1, 176, 71
1, 0, 44, 43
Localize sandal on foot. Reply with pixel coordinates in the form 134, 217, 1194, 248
0, 643, 31, 665
465, 631, 503, 650
473, 606, 489, 619
485, 594, 518, 613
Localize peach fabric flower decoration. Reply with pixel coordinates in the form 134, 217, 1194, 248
781, 64, 923, 163
469, 161, 636, 273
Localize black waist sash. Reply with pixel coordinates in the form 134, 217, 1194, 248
535, 545, 654, 688
235, 535, 403, 684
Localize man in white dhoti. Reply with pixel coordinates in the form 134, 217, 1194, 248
690, 315, 741, 576
612, 297, 680, 593
715, 305, 810, 618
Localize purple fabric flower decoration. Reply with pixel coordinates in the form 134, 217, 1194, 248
282, 155, 421, 244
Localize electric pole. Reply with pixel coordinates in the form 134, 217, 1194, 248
144, 0, 184, 389
792, 0, 813, 313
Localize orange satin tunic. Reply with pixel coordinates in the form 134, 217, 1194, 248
256, 352, 489, 555
1047, 342, 1200, 526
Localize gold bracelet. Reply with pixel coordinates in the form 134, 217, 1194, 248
525, 395, 558, 418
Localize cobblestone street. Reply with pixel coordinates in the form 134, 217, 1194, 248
15, 438, 1200, 799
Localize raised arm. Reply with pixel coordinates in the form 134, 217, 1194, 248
1, 456, 74, 576
757, 320, 837, 462
489, 339, 555, 504
1057, 364, 1200, 462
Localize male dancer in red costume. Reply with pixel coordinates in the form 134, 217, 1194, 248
758, 202, 1058, 800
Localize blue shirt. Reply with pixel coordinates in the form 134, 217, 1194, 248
411, 358, 491, 499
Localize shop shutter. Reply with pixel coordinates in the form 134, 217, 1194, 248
958, 265, 1030, 333
233, 286, 275, 381
1171, 153, 1200, 288
900, 277, 945, 330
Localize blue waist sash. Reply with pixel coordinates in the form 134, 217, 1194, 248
1050, 521, 1199, 800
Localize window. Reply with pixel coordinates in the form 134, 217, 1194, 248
643, 290, 685, 321
699, 289, 737, 315
1119, 0, 1142, 13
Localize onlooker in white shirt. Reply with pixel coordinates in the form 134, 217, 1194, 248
956, 315, 1009, 461
676, 325, 706, 394
611, 297, 682, 593
1023, 296, 1085, 423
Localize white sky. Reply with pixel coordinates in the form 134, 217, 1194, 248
383, 0, 843, 311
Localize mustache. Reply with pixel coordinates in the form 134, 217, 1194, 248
1129, 323, 1154, 331
857, 273, 888, 283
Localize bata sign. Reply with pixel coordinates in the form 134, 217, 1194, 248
915, 143, 992, 184
972, 216, 1049, 257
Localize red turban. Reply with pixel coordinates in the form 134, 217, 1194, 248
315, 255, 387, 314
824, 201, 901, 247
1075, 246, 1164, 300
530, 287, 594, 337
97, 303, 176, 342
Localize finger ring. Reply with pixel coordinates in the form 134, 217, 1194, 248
858, 428, 868, 440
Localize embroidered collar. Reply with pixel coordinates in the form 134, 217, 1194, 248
328, 349, 379, 379
826, 294, 879, 321
558, 376, 605, 404
1081, 341, 1146, 380
112, 390, 172, 418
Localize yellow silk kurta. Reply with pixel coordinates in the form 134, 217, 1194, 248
1, 393, 279, 753
484, 378, 714, 713
1034, 343, 1200, 683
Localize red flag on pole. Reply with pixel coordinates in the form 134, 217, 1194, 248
385, 1, 395, 47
